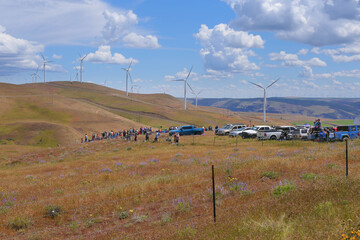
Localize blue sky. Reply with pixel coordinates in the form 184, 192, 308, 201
1, 0, 360, 98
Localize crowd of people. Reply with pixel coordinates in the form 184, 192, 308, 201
81, 125, 214, 144
81, 127, 155, 143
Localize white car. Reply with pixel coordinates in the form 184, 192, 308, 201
241, 125, 272, 138
229, 127, 251, 137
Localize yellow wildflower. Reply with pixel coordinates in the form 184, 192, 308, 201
129, 209, 133, 213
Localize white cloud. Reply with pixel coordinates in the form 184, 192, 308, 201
0, 25, 44, 76
0, 1, 160, 48
297, 49, 308, 55
164, 68, 199, 82
52, 54, 62, 59
311, 43, 360, 62
302, 80, 319, 88
269, 51, 326, 67
332, 79, 341, 85
102, 10, 160, 48
194, 24, 264, 75
298, 66, 313, 78
299, 66, 360, 80
224, 0, 360, 46
85, 45, 137, 65
122, 33, 160, 49
102, 10, 138, 43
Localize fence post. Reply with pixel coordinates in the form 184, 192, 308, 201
212, 165, 216, 223
346, 139, 349, 178
236, 135, 238, 146
213, 135, 216, 146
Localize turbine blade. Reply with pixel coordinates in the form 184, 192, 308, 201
128, 60, 133, 70
173, 79, 185, 82
198, 90, 203, 95
266, 77, 280, 89
249, 81, 264, 89
81, 54, 88, 61
185, 66, 193, 80
187, 82, 194, 94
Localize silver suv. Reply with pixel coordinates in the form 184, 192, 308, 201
215, 124, 246, 136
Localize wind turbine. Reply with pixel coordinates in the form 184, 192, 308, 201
249, 78, 280, 122
122, 61, 133, 96
30, 66, 40, 83
41, 54, 53, 83
190, 89, 203, 107
79, 54, 88, 83
173, 66, 193, 110
161, 86, 170, 94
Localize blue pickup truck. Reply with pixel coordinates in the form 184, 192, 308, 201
333, 125, 360, 141
169, 125, 204, 136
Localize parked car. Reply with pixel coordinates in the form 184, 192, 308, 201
257, 128, 281, 140
169, 125, 204, 136
229, 127, 251, 137
333, 125, 360, 141
215, 124, 231, 134
292, 128, 310, 140
215, 123, 246, 136
241, 125, 271, 139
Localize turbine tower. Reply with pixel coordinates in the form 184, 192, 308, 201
161, 86, 170, 94
41, 54, 52, 83
190, 89, 203, 107
122, 61, 133, 96
173, 66, 193, 110
31, 67, 40, 83
79, 54, 88, 83
249, 78, 280, 122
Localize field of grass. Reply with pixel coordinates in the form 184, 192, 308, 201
0, 132, 359, 239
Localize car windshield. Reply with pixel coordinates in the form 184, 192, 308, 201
224, 125, 232, 129
237, 127, 246, 131
250, 127, 259, 130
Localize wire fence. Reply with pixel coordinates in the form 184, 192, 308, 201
2, 139, 359, 239
3, 161, 357, 240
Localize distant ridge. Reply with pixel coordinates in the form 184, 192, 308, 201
188, 97, 360, 119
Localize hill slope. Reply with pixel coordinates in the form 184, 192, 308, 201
190, 97, 360, 119
1, 82, 350, 147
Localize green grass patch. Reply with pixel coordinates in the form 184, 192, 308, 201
2, 100, 72, 124
273, 181, 295, 196
31, 130, 59, 148
327, 119, 354, 126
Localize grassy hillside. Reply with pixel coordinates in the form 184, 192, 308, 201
192, 97, 360, 119
0, 81, 352, 148
0, 81, 310, 147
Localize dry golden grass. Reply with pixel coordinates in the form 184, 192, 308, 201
0, 133, 359, 239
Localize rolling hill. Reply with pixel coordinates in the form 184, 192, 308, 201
0, 81, 353, 148
189, 97, 360, 119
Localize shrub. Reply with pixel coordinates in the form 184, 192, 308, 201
314, 201, 335, 217
45, 205, 62, 218
119, 211, 129, 220
8, 216, 31, 230
175, 202, 190, 213
263, 171, 279, 179
132, 214, 148, 223
301, 173, 317, 180
326, 163, 337, 169
273, 181, 295, 196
